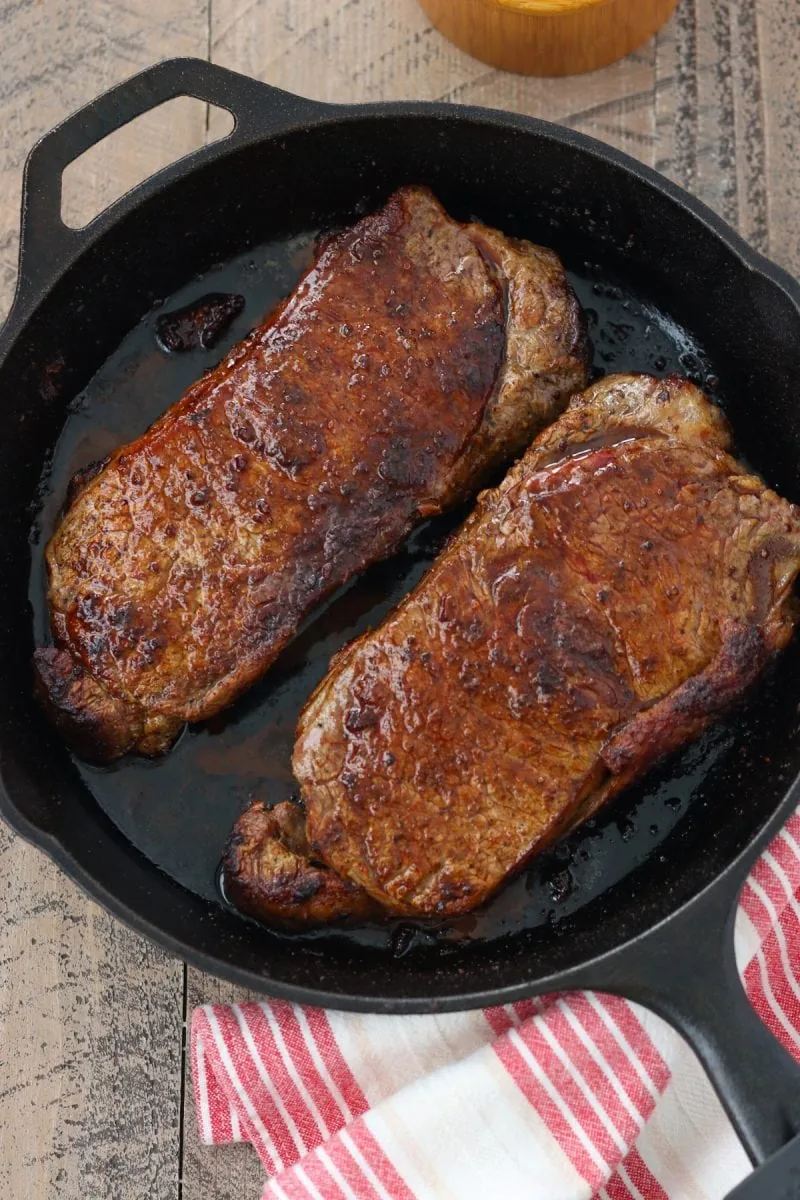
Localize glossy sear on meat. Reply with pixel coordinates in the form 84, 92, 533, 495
227, 374, 800, 926
35, 186, 589, 760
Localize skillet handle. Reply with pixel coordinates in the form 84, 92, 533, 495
592, 859, 800, 1170
724, 1131, 800, 1200
13, 57, 325, 312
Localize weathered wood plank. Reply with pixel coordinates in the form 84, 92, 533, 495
756, 0, 800, 275
0, 825, 184, 1199
656, 0, 797, 270
0, 3, 208, 1198
731, 0, 769, 256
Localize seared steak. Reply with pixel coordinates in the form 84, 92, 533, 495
35, 186, 588, 760
226, 374, 800, 926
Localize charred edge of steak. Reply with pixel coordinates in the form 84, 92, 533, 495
33, 646, 140, 761
567, 286, 592, 376
222, 800, 381, 928
601, 620, 769, 779
32, 646, 182, 762
155, 293, 246, 353
65, 455, 112, 510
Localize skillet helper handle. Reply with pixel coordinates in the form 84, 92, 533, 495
15, 57, 321, 307
596, 863, 800, 1169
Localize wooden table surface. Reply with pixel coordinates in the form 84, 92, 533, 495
0, 2, 797, 1196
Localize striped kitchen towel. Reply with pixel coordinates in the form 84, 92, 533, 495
191, 809, 800, 1200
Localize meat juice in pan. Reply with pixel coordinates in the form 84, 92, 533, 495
28, 227, 798, 957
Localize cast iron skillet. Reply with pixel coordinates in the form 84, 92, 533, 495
2, 58, 800, 1187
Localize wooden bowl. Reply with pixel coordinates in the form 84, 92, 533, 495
417, 0, 680, 76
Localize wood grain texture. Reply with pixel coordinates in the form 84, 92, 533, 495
757, 0, 800, 274
0, 1, 796, 1197
0, 825, 184, 1199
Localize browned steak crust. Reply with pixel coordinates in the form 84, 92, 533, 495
230, 374, 800, 926
36, 186, 588, 761
223, 801, 378, 926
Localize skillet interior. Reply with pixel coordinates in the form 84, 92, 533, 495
4, 110, 800, 1008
